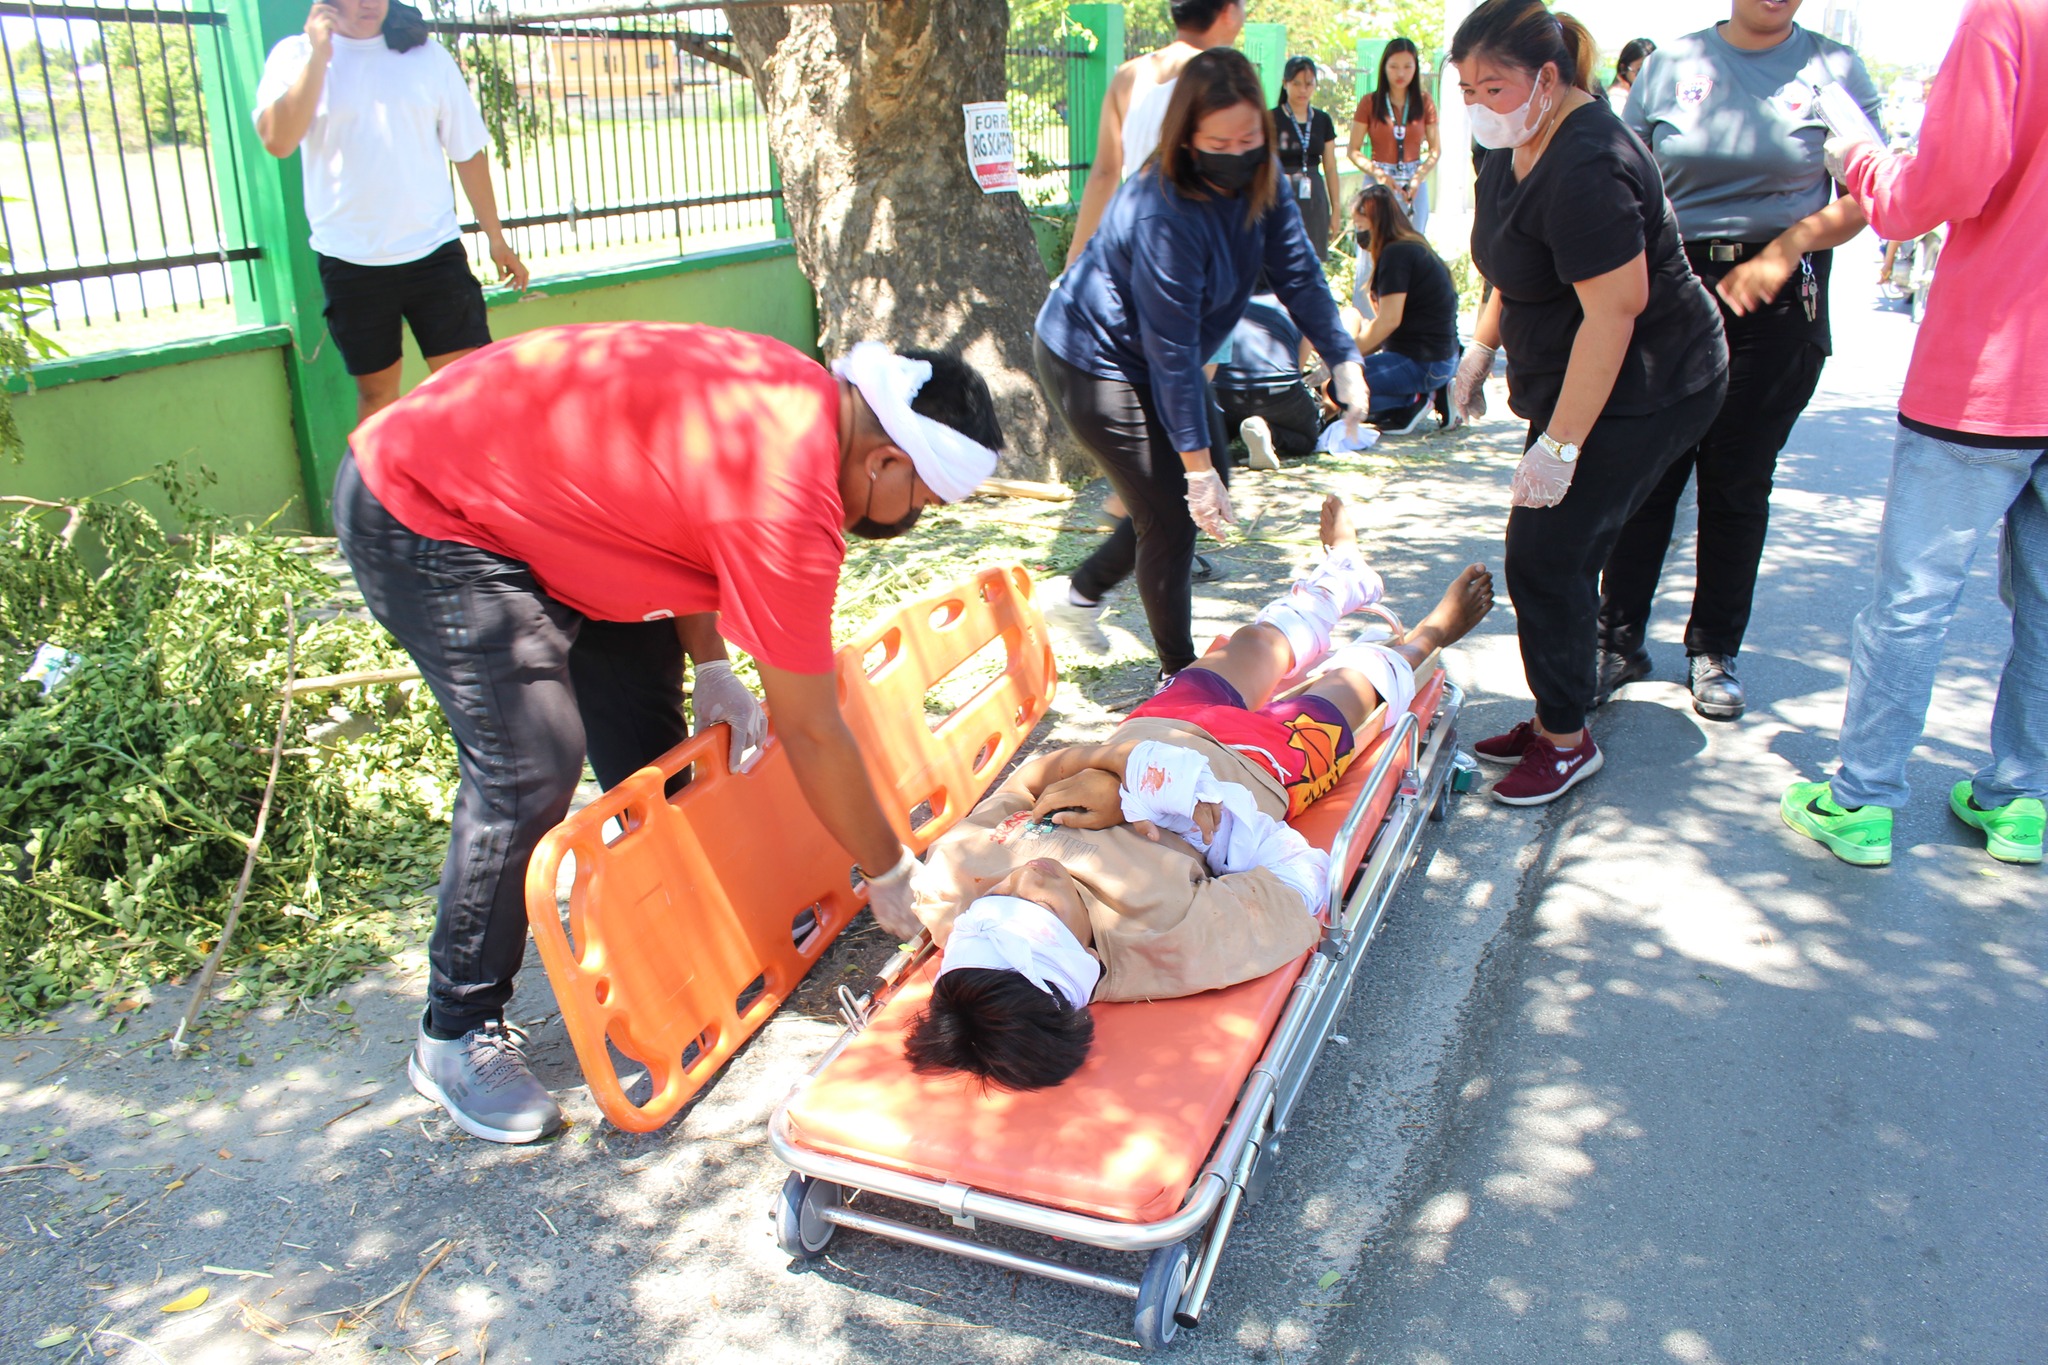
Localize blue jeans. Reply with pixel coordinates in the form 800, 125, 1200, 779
1831, 427, 2048, 810
1364, 350, 1456, 415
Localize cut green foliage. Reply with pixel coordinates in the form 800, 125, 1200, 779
0, 471, 451, 1022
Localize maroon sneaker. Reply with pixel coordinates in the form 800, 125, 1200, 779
1491, 729, 1604, 806
1473, 719, 1540, 766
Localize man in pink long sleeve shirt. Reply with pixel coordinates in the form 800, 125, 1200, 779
1781, 0, 2048, 867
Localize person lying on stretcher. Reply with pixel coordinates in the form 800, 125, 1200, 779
903, 495, 1493, 1090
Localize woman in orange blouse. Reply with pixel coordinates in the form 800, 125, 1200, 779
1346, 37, 1440, 235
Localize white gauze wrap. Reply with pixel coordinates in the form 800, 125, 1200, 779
831, 342, 999, 503
1320, 641, 1416, 717
938, 895, 1101, 1009
1118, 741, 1331, 915
1255, 544, 1386, 675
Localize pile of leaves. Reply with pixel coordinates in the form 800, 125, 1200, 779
0, 479, 456, 1023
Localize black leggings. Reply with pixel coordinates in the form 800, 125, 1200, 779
1598, 253, 1832, 661
1037, 338, 1230, 674
1506, 374, 1728, 735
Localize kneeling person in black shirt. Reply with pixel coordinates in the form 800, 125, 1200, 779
1348, 184, 1462, 420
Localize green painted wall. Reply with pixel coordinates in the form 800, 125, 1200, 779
0, 248, 820, 532
6, 347, 304, 532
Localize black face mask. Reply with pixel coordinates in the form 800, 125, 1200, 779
850, 507, 923, 540
1194, 146, 1265, 194
1354, 228, 1371, 251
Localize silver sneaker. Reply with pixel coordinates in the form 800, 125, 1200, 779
1241, 415, 1280, 470
1044, 595, 1114, 659
410, 1017, 564, 1144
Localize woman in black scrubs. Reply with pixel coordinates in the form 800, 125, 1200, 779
1596, 0, 1882, 720
1446, 0, 1728, 805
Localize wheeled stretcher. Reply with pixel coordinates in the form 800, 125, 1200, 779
767, 648, 1468, 1351
523, 565, 1468, 1349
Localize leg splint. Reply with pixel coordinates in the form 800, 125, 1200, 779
1255, 545, 1386, 675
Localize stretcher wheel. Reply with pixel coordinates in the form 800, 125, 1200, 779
1133, 1239, 1192, 1350
1429, 779, 1452, 822
772, 1172, 841, 1260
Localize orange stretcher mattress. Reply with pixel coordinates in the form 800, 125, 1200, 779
782, 667, 1444, 1225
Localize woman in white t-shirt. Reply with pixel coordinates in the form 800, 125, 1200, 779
255, 0, 527, 423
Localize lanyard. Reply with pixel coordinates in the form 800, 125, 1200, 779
1283, 104, 1314, 176
1390, 93, 1410, 153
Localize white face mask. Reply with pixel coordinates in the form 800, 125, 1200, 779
1469, 78, 1552, 149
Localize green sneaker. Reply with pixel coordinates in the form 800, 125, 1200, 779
1781, 780, 1893, 867
1948, 782, 2045, 864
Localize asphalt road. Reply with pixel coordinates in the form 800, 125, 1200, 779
1, 240, 2036, 1364
1320, 247, 2047, 1364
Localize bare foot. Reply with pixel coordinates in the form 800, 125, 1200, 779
1401, 564, 1495, 654
1319, 493, 1358, 551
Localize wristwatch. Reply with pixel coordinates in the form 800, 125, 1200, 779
1536, 432, 1581, 463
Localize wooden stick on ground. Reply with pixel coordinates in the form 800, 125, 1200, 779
394, 1239, 457, 1330
170, 592, 300, 1058
286, 666, 421, 699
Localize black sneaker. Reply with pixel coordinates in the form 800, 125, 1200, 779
1592, 649, 1651, 708
1689, 653, 1745, 720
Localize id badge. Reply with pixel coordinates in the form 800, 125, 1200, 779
1296, 174, 1313, 200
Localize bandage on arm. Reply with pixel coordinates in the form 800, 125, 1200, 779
1205, 800, 1331, 916
1120, 740, 1331, 914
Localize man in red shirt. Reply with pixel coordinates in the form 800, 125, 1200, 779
333, 322, 1003, 1142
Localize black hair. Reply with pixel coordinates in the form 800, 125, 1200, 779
903, 967, 1095, 1091
1450, 0, 1599, 95
1614, 37, 1656, 86
899, 348, 1004, 452
1349, 181, 1429, 259
1372, 37, 1423, 126
1281, 55, 1317, 86
1171, 0, 1239, 33
382, 0, 430, 53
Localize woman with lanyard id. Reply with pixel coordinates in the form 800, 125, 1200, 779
1597, 0, 1883, 721
1348, 37, 1440, 236
1274, 56, 1342, 256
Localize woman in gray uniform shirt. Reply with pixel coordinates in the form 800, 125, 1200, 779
1596, 0, 1882, 720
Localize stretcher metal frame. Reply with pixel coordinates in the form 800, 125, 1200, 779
767, 678, 1467, 1347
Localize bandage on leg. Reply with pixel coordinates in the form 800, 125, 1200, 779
1254, 545, 1387, 677
1317, 640, 1417, 717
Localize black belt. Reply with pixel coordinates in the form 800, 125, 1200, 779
1686, 239, 1772, 264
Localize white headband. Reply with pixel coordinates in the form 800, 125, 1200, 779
937, 895, 1101, 1011
832, 341, 999, 504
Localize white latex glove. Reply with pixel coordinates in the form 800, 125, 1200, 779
692, 660, 766, 773
1451, 343, 1494, 423
864, 848, 923, 942
1510, 438, 1578, 509
1183, 467, 1237, 539
1331, 360, 1369, 438
1822, 135, 1863, 181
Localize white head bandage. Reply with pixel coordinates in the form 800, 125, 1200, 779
937, 895, 1101, 1010
832, 342, 1000, 503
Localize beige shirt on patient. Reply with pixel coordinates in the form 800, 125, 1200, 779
912, 717, 1322, 1002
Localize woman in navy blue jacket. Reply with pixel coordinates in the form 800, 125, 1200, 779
1037, 48, 1367, 677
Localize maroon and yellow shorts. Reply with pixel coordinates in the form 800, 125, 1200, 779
1129, 667, 1358, 819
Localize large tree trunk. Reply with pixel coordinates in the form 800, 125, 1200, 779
728, 1, 1071, 481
